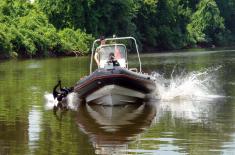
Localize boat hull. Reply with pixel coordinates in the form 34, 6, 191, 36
74, 67, 156, 105
86, 85, 146, 105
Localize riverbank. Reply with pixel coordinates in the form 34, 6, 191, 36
142, 43, 235, 53
1, 0, 235, 63
0, 50, 87, 61
1, 45, 235, 62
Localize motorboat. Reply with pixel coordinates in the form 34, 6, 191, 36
73, 37, 156, 105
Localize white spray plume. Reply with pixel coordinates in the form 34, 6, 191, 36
152, 66, 223, 101
151, 66, 224, 122
44, 92, 80, 110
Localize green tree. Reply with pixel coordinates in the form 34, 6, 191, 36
36, 0, 137, 37
0, 0, 32, 17
87, 0, 137, 37
0, 28, 12, 58
187, 0, 225, 46
155, 0, 189, 49
135, 0, 193, 50
36, 0, 86, 29
58, 28, 93, 54
0, 0, 93, 58
216, 0, 235, 43
1, 0, 235, 58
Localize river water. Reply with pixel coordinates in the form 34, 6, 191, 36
0, 49, 235, 155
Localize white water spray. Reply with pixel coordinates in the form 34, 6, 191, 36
152, 66, 223, 101
44, 92, 80, 110
152, 66, 224, 121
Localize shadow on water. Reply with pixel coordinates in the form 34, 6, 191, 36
76, 101, 157, 155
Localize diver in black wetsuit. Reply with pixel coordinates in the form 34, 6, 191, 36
53, 80, 73, 110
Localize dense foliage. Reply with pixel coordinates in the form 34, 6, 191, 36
0, 0, 93, 59
187, 0, 225, 45
0, 0, 235, 58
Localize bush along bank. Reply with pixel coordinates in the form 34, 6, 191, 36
0, 1, 93, 59
1, 0, 235, 59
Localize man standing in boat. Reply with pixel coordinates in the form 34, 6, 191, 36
94, 36, 106, 67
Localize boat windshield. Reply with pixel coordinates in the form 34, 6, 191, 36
98, 44, 126, 68
99, 44, 126, 60
90, 37, 142, 73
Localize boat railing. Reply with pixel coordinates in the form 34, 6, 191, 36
90, 36, 142, 74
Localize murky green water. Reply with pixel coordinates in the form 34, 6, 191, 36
0, 50, 235, 155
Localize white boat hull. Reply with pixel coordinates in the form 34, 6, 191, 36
85, 85, 146, 106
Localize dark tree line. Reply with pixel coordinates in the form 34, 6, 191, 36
0, 0, 235, 58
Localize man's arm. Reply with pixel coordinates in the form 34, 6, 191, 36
94, 52, 100, 67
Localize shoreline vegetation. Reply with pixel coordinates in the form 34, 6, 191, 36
0, 0, 235, 60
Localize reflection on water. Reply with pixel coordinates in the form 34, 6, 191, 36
156, 98, 223, 122
77, 102, 156, 154
28, 106, 42, 151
